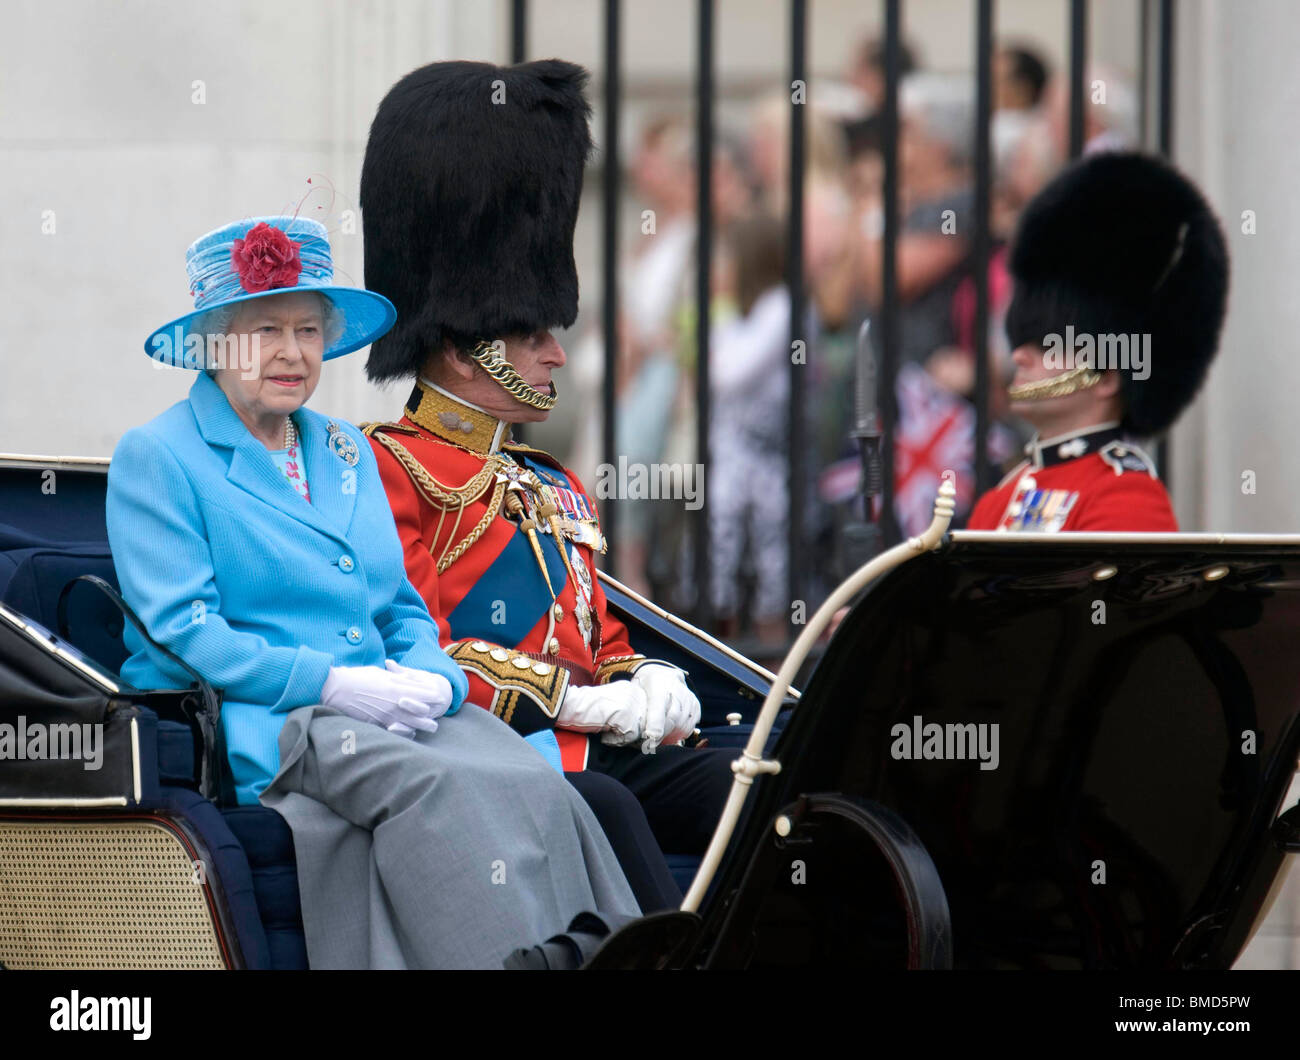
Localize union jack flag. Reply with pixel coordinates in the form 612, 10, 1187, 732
893, 364, 1016, 537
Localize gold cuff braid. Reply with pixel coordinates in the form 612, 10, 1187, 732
448, 640, 571, 720
595, 654, 651, 683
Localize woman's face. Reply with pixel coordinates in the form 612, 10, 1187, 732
214, 291, 326, 425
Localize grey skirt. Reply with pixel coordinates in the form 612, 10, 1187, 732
258, 702, 641, 969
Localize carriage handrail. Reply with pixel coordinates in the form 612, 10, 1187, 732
595, 569, 801, 701
681, 476, 958, 912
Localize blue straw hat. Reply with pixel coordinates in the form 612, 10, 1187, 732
145, 215, 396, 367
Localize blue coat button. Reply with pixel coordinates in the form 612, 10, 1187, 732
346, 627, 362, 643
339, 555, 355, 573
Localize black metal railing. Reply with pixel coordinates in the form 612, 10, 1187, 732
787, 0, 808, 617
878, 0, 901, 547
694, 0, 715, 626
507, 0, 1179, 637
601, 0, 621, 565
972, 0, 993, 497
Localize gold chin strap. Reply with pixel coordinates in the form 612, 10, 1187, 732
1007, 364, 1103, 401
470, 339, 558, 412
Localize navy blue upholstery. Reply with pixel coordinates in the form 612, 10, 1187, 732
148, 786, 274, 969
221, 806, 308, 969
666, 855, 701, 895
0, 524, 47, 596
0, 544, 127, 674
0, 473, 109, 547
696, 713, 791, 752
158, 721, 201, 786
0, 529, 298, 967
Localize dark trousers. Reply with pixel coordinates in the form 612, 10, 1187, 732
565, 769, 681, 913
586, 743, 735, 858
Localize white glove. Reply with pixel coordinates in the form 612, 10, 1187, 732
632, 664, 700, 751
319, 664, 441, 738
557, 681, 648, 747
383, 659, 455, 720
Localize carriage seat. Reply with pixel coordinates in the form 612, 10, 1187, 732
0, 532, 729, 963
0, 529, 308, 968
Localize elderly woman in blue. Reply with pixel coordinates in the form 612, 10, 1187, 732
107, 216, 637, 968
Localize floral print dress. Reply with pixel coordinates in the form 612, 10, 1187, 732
270, 439, 311, 502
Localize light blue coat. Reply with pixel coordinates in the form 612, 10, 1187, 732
106, 372, 469, 804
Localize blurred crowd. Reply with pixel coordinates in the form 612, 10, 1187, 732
568, 37, 1140, 654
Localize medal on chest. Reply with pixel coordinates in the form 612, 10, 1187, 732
535, 482, 607, 553
493, 458, 530, 492
1000, 476, 1079, 532
494, 458, 604, 653
498, 460, 608, 554
569, 542, 596, 651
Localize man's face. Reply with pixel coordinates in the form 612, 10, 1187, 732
438, 330, 568, 423
1008, 340, 1119, 437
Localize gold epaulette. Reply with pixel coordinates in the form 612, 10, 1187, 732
359, 420, 420, 438
502, 441, 567, 473
369, 429, 507, 573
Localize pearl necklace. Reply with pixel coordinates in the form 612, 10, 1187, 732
283, 417, 298, 450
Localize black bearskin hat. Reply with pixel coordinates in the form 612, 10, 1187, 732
1005, 151, 1229, 436
360, 59, 593, 383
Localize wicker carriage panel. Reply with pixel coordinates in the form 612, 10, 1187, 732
0, 820, 227, 969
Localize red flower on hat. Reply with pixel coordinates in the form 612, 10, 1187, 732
230, 223, 303, 293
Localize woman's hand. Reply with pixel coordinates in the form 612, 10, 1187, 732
319, 665, 444, 737
383, 660, 455, 719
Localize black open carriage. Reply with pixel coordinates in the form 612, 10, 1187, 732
2, 455, 1298, 969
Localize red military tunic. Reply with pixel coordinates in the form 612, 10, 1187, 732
366, 379, 655, 771
967, 424, 1177, 532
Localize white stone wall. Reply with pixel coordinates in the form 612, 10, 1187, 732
0, 0, 504, 457
1168, 0, 1300, 534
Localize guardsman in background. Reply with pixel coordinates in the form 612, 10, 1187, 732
358, 60, 734, 884
968, 152, 1229, 532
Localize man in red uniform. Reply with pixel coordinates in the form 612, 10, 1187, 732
356, 60, 734, 886
968, 152, 1229, 532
